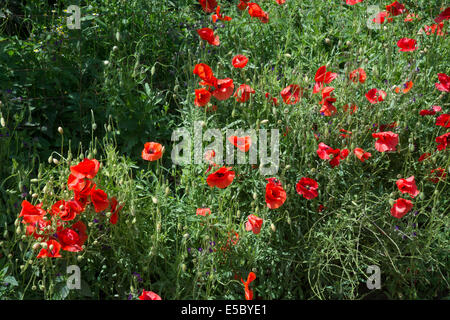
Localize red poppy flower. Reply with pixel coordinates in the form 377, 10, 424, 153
90, 184, 110, 213
328, 148, 349, 167
396, 176, 420, 198
247, 3, 269, 23
211, 78, 234, 101
349, 68, 366, 83
51, 199, 83, 221
296, 177, 319, 200
418, 152, 431, 162
234, 84, 255, 103
436, 132, 450, 151
142, 142, 163, 161
195, 88, 212, 107
434, 7, 450, 23
207, 166, 235, 189
317, 142, 332, 160
245, 214, 263, 234
280, 84, 303, 105
19, 200, 46, 224
313, 66, 338, 94
435, 73, 450, 92
265, 178, 287, 209
237, 0, 250, 10
109, 197, 123, 225
342, 104, 358, 114
196, 208, 211, 216
232, 55, 249, 69
386, 1, 406, 16
373, 11, 392, 24
26, 219, 52, 240
372, 131, 399, 152
241, 272, 256, 300
436, 114, 450, 128
197, 28, 220, 46
276, 0, 286, 4
37, 239, 62, 258
318, 87, 334, 105
317, 204, 325, 212
57, 221, 88, 252
365, 88, 387, 104
199, 0, 217, 13
394, 81, 413, 94
320, 97, 337, 116
429, 168, 447, 183
390, 198, 413, 219
353, 148, 372, 162
212, 5, 232, 23
346, 0, 363, 5
228, 135, 252, 152
139, 290, 162, 300
193, 63, 217, 87
397, 38, 417, 52
70, 158, 100, 180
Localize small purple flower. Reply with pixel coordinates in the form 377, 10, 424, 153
93, 218, 99, 223
128, 294, 133, 300
411, 223, 416, 228
402, 235, 407, 240
412, 232, 417, 237
187, 248, 191, 253
395, 225, 400, 231
209, 248, 213, 253
198, 247, 203, 252
414, 211, 419, 216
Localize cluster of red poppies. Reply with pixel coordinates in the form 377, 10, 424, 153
18, 158, 123, 258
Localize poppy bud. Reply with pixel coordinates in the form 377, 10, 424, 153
93, 148, 97, 155
270, 223, 276, 232
284, 53, 292, 58
32, 243, 41, 250
325, 38, 330, 44
287, 216, 291, 225
156, 222, 161, 231
32, 285, 37, 290
107, 124, 112, 132
87, 153, 93, 159
48, 155, 53, 163
165, 186, 170, 196
231, 109, 236, 118
253, 193, 257, 200
0, 117, 5, 127
260, 119, 269, 125
284, 108, 289, 114
115, 31, 121, 42
103, 60, 109, 66
236, 210, 240, 217
409, 144, 415, 152
181, 264, 187, 272
77, 255, 83, 261
32, 193, 38, 198
151, 65, 156, 76
92, 123, 97, 130
183, 233, 189, 239
14, 219, 19, 227
346, 40, 351, 46
419, 192, 425, 200
132, 217, 137, 224
112, 45, 118, 52
152, 196, 158, 204
52, 158, 59, 165
16, 226, 21, 235
389, 199, 395, 206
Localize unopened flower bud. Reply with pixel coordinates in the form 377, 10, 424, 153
48, 155, 53, 163
0, 117, 5, 127
152, 196, 158, 204
52, 158, 59, 165
58, 127, 64, 135
270, 223, 276, 232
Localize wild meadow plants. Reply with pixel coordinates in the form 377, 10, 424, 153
0, 0, 449, 300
